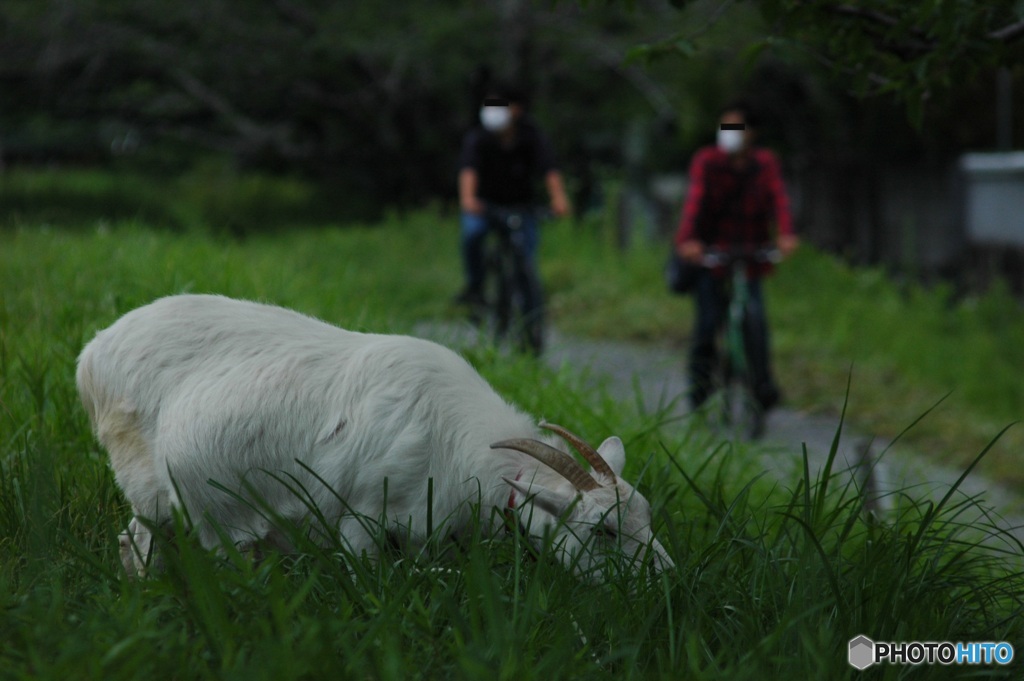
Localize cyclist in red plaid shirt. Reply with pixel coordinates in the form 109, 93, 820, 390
675, 102, 799, 412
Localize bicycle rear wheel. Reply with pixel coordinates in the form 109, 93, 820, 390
510, 261, 544, 355
492, 255, 513, 342
477, 216, 544, 356
719, 361, 765, 440
482, 248, 536, 353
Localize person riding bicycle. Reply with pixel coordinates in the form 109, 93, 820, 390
455, 87, 570, 325
675, 101, 799, 413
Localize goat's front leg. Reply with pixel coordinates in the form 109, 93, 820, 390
119, 515, 157, 578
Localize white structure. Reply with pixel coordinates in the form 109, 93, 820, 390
77, 295, 672, 577
961, 151, 1024, 246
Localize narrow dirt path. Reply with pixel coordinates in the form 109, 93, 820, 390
415, 321, 1024, 544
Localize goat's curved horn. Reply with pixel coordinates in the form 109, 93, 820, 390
491, 438, 600, 492
540, 421, 616, 480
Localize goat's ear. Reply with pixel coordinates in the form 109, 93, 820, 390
597, 436, 626, 476
504, 477, 570, 518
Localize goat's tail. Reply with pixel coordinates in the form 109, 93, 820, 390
75, 343, 102, 429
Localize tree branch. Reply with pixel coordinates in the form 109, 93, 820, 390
268, 0, 317, 36
827, 3, 1024, 49
829, 3, 935, 55
536, 9, 677, 119
168, 68, 311, 159
832, 4, 900, 28
683, 0, 738, 43
989, 19, 1024, 43
788, 39, 893, 91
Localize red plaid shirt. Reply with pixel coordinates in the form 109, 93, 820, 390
675, 146, 793, 273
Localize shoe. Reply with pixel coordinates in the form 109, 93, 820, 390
453, 287, 484, 306
750, 411, 767, 439
688, 389, 709, 412
757, 383, 781, 411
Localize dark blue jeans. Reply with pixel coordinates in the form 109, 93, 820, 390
460, 210, 539, 294
689, 269, 778, 410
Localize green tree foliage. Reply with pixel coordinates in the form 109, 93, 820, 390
642, 0, 1024, 125
2, 1, 500, 200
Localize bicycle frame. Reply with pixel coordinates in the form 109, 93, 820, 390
724, 262, 751, 379
478, 205, 544, 354
700, 247, 780, 438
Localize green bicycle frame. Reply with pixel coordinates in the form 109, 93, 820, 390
724, 263, 750, 378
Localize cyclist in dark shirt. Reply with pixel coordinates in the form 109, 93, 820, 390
456, 88, 570, 307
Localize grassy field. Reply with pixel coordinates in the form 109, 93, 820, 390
1, 171, 1023, 678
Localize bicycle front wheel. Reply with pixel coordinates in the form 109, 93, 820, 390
719, 363, 765, 440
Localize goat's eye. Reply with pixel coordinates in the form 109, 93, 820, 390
592, 526, 617, 539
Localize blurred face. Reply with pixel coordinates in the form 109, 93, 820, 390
717, 110, 752, 155
480, 96, 526, 133
480, 103, 512, 132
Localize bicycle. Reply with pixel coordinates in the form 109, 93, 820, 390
699, 247, 781, 440
469, 205, 545, 355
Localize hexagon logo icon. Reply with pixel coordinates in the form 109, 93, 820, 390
849, 635, 875, 670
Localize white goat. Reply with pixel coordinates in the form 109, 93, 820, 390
76, 294, 673, 577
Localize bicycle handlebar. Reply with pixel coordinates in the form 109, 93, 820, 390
698, 247, 782, 268
483, 204, 553, 225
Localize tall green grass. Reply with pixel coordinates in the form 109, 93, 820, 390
1, 206, 1022, 679
769, 251, 1024, 474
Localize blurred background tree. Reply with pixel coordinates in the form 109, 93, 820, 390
0, 0, 696, 211
2, 0, 1022, 227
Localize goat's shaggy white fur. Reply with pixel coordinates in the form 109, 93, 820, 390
77, 295, 670, 575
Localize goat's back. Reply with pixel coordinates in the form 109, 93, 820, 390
77, 294, 526, 546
